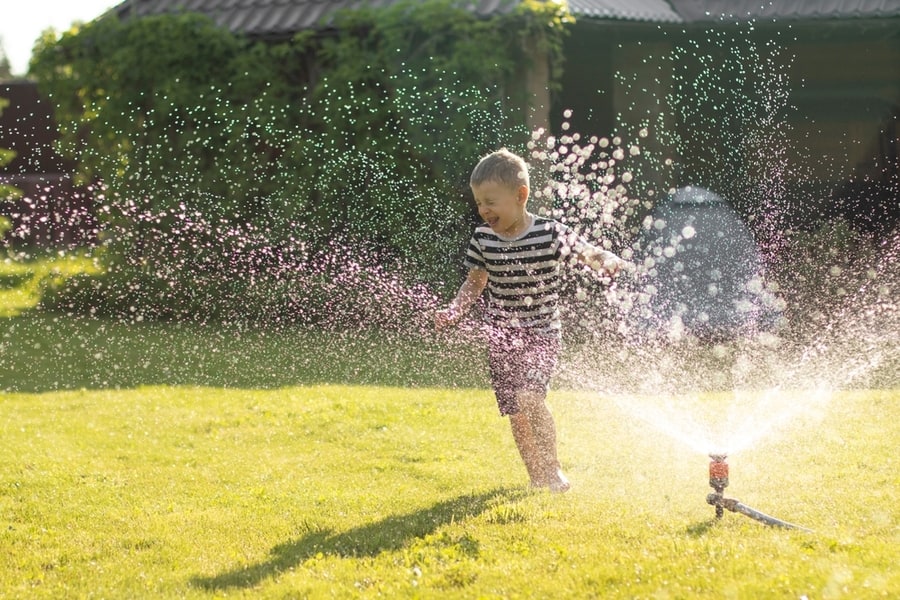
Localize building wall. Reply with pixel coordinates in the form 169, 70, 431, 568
788, 36, 899, 183
0, 81, 96, 248
553, 18, 900, 235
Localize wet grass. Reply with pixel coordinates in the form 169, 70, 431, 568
0, 312, 487, 392
0, 313, 898, 598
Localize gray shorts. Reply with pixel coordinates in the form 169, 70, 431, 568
487, 328, 561, 416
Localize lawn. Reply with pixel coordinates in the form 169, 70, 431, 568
1, 312, 898, 598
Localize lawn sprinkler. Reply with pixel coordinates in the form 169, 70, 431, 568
707, 454, 729, 518
705, 454, 812, 532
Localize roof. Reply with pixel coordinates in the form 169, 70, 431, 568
567, 0, 680, 23
668, 0, 900, 21
109, 0, 900, 37
111, 0, 525, 37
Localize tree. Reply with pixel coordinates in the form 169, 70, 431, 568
0, 37, 12, 79
1, 94, 21, 246
29, 1, 570, 322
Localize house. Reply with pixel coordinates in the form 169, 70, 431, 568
3, 0, 898, 247
558, 1, 900, 233
0, 80, 96, 247
105, 0, 900, 234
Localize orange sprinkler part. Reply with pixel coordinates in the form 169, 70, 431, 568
708, 454, 729, 518
708, 454, 729, 487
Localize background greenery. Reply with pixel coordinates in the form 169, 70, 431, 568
25, 0, 570, 322
0, 95, 19, 200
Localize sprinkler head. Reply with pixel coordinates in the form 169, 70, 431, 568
708, 454, 729, 519
708, 454, 729, 492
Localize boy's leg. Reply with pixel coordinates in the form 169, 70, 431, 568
508, 411, 545, 486
488, 329, 566, 490
519, 391, 569, 492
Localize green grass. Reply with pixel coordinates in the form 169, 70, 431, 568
0, 238, 896, 598
1, 314, 898, 598
0, 313, 487, 391
0, 254, 102, 318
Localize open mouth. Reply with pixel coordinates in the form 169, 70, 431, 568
486, 217, 500, 228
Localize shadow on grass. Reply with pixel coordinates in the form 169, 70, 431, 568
685, 519, 720, 537
191, 487, 522, 591
1, 313, 487, 392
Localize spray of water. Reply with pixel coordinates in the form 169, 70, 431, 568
5, 19, 898, 459
545, 21, 899, 457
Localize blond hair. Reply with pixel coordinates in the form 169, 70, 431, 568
469, 148, 529, 189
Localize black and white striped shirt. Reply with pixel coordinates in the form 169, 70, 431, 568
464, 216, 589, 336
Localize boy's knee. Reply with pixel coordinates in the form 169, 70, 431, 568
517, 391, 547, 412
524, 365, 552, 388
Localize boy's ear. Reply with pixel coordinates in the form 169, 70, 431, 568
517, 184, 529, 205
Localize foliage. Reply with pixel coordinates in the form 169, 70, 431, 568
0, 43, 11, 79
0, 95, 20, 199
28, 1, 570, 321
0, 252, 102, 317
0, 97, 20, 249
771, 218, 891, 324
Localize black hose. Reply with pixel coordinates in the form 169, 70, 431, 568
707, 493, 813, 532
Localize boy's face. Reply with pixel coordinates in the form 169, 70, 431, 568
471, 180, 529, 237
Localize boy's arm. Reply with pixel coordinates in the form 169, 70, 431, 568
435, 268, 488, 329
577, 245, 632, 276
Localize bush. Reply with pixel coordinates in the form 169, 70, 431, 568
29, 1, 570, 323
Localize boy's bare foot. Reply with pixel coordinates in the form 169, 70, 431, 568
547, 469, 570, 493
529, 474, 547, 489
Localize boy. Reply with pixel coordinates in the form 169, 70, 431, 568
435, 148, 627, 492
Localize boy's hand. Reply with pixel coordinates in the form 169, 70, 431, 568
610, 257, 639, 276
587, 254, 629, 277
434, 307, 459, 330
602, 257, 625, 275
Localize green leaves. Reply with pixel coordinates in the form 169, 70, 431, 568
0, 96, 19, 199
27, 2, 568, 319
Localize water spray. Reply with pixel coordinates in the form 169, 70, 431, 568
706, 454, 812, 532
